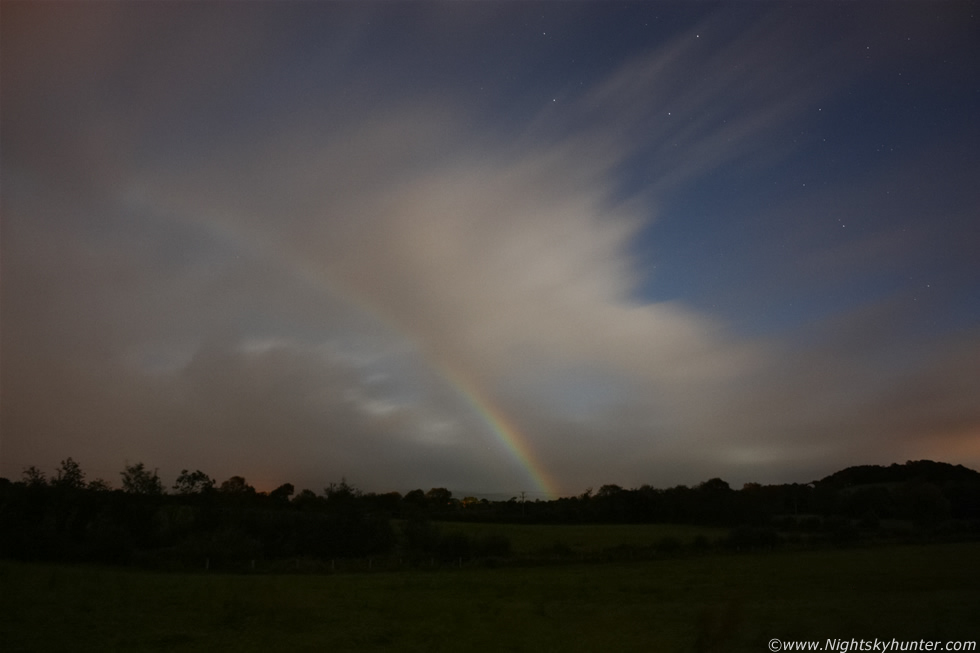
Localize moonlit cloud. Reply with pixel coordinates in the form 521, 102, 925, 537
3, 2, 978, 495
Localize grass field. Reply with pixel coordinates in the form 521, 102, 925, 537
3, 542, 978, 652
433, 521, 727, 555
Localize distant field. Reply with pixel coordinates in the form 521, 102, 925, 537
433, 521, 727, 555
3, 543, 978, 652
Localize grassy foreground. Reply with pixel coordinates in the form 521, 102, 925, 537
2, 543, 978, 652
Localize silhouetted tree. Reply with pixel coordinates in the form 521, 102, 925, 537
324, 478, 360, 503
87, 478, 112, 492
368, 491, 402, 515
269, 482, 295, 503
403, 489, 426, 509
218, 475, 254, 495
22, 466, 47, 487
699, 478, 731, 493
596, 484, 623, 497
3, 456, 974, 569
53, 457, 85, 490
121, 462, 163, 495
425, 487, 452, 507
173, 469, 215, 495
292, 488, 322, 510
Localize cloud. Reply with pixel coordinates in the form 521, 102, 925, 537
3, 3, 978, 493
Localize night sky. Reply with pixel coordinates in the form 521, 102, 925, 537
2, 2, 978, 498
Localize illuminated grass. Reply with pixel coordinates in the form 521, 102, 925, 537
2, 543, 978, 652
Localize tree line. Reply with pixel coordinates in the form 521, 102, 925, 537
1, 459, 977, 570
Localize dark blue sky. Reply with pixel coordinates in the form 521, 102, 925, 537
2, 2, 978, 495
